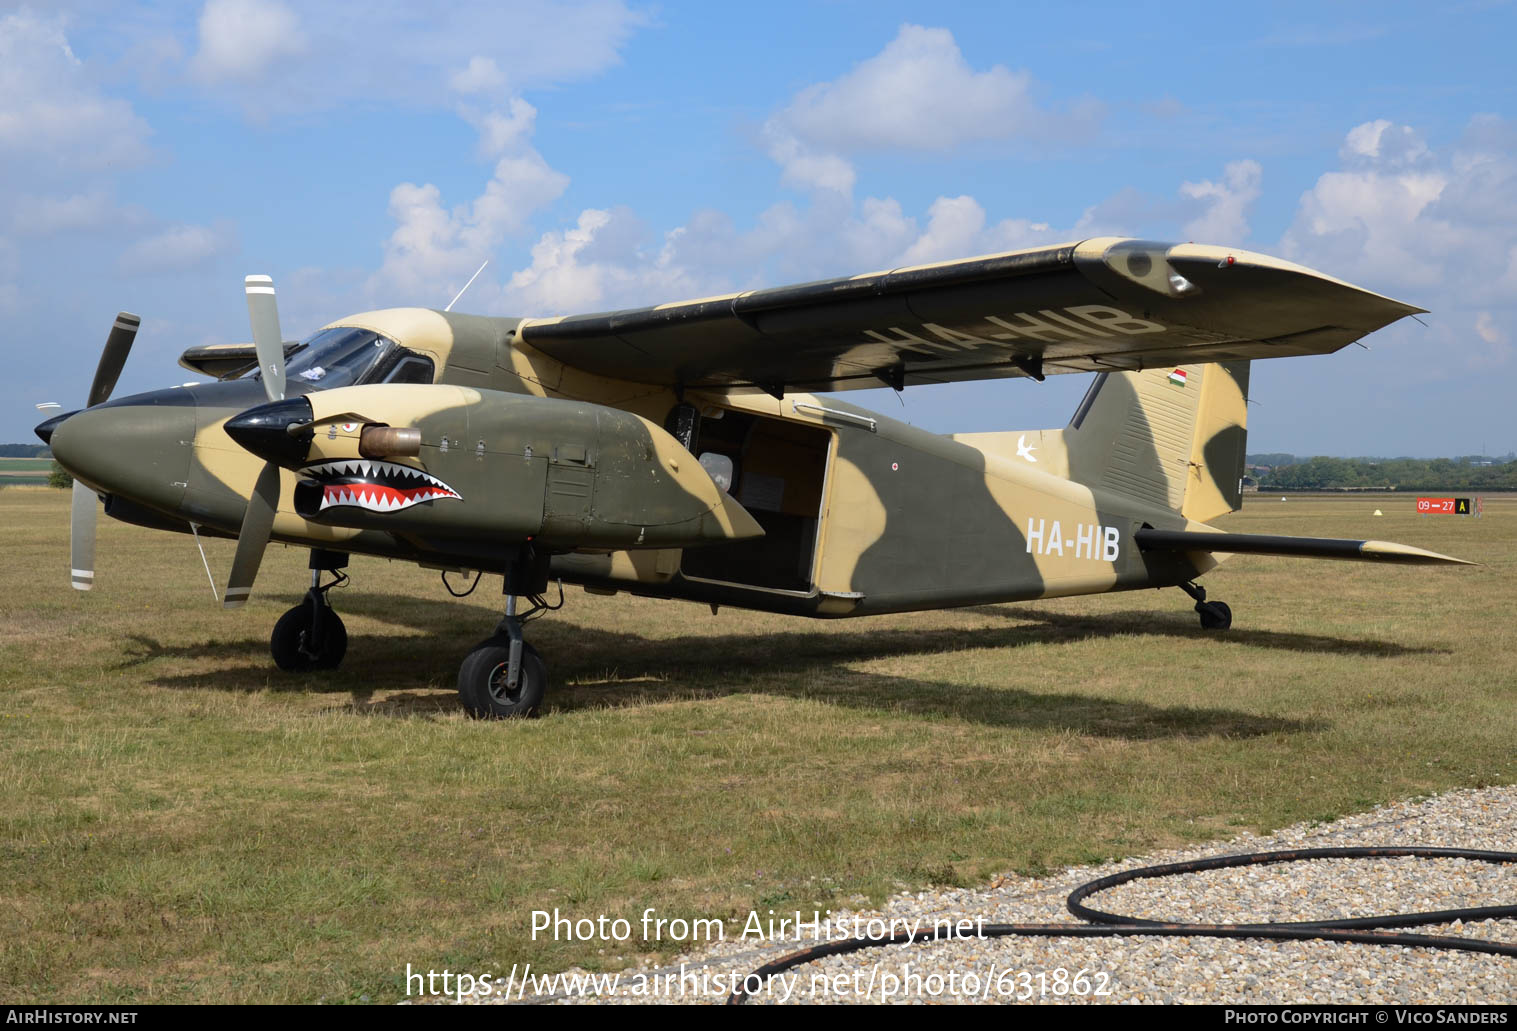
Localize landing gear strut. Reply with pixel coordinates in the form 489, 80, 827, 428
457, 545, 560, 719
271, 549, 349, 671
1178, 580, 1232, 631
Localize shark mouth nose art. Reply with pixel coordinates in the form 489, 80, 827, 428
302, 459, 462, 513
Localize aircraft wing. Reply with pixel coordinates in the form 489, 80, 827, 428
1134, 529, 1473, 566
517, 237, 1425, 395
179, 341, 303, 380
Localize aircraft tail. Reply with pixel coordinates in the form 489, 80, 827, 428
1063, 361, 1251, 522
957, 361, 1251, 522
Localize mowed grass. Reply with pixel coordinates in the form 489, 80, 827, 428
0, 460, 52, 486
1, 486, 1513, 1003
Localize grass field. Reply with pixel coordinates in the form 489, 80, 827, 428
1, 486, 1513, 1003
0, 459, 52, 486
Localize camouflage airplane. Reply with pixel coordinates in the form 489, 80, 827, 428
37, 238, 1470, 717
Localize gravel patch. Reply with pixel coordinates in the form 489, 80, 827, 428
463, 785, 1517, 1005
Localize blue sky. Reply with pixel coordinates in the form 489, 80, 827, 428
3, 1, 1515, 456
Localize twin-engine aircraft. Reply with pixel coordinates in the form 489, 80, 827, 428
37, 237, 1469, 717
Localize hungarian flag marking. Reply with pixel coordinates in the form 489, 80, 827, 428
1167, 369, 1188, 388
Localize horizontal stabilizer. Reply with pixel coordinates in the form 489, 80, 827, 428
1134, 529, 1473, 566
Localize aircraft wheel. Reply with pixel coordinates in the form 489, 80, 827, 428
458, 637, 547, 719
271, 604, 348, 671
1197, 600, 1232, 631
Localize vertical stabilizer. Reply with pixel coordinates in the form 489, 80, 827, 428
1063, 361, 1250, 521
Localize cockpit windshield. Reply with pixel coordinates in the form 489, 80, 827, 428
250, 327, 432, 391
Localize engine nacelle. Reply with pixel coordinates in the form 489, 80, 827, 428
277, 384, 761, 550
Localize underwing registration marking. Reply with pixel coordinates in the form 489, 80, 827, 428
863, 306, 1166, 358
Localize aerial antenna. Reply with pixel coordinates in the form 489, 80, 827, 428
445, 260, 489, 312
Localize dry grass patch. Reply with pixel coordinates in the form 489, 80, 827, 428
0, 490, 1513, 1002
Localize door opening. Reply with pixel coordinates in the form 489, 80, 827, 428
679, 407, 830, 592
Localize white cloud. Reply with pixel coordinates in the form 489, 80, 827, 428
189, 0, 306, 84
505, 206, 725, 314
1340, 119, 1431, 167
468, 151, 571, 240
274, 16, 1116, 315
370, 96, 569, 302
774, 25, 1054, 152
451, 56, 507, 95
1279, 116, 1517, 375
898, 196, 986, 266
0, 10, 152, 172
119, 220, 238, 274
492, 187, 1093, 317
463, 96, 540, 158
763, 134, 858, 196
1180, 159, 1263, 244
510, 209, 630, 312
9, 191, 143, 237
1475, 311, 1502, 345
1471, 311, 1511, 368
761, 24, 1101, 194
181, 1, 644, 115
1281, 121, 1461, 291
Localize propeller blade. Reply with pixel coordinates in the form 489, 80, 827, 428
223, 462, 280, 609
70, 480, 97, 591
244, 276, 286, 403
61, 310, 138, 591
87, 312, 140, 408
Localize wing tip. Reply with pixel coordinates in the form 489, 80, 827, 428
1359, 540, 1476, 565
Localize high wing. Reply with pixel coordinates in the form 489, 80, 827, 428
518, 237, 1424, 395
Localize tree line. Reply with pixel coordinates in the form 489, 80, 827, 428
1248, 455, 1517, 491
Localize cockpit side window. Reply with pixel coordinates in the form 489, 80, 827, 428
381, 355, 435, 385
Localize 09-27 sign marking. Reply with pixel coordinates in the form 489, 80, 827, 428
1417, 497, 1471, 515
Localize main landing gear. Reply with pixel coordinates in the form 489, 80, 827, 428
271, 549, 349, 671
457, 545, 561, 719
1178, 580, 1232, 631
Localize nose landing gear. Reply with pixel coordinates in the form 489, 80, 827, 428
271, 549, 349, 671
457, 545, 560, 719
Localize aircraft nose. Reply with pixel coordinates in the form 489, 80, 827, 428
49, 391, 195, 510
34, 409, 80, 445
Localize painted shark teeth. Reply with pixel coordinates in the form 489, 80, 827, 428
301, 459, 462, 514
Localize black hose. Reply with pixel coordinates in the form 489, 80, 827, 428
727, 846, 1517, 1004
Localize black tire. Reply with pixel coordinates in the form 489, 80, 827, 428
271, 604, 348, 672
457, 637, 547, 719
1197, 600, 1232, 631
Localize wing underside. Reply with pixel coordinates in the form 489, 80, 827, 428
516, 238, 1424, 395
